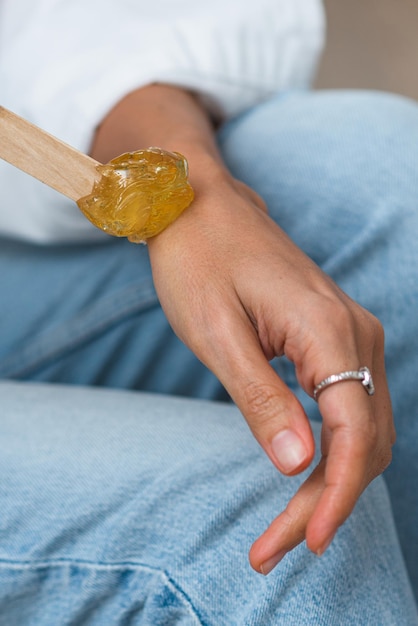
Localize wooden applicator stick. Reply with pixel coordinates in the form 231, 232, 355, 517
0, 106, 100, 200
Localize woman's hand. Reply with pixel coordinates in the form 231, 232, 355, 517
148, 168, 395, 574
92, 84, 395, 575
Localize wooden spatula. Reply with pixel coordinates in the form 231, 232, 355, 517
0, 106, 100, 200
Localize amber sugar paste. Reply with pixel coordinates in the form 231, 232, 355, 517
77, 147, 194, 243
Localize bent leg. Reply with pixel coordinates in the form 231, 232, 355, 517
0, 381, 416, 625
0, 237, 227, 401
219, 90, 418, 597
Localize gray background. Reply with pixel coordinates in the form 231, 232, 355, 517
316, 0, 418, 101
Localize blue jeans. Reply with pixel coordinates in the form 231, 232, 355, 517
1, 90, 418, 623
0, 380, 416, 625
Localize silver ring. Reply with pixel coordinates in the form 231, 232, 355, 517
313, 366, 375, 401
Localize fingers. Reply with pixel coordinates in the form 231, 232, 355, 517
232, 363, 314, 476
249, 363, 394, 575
191, 307, 317, 477
249, 461, 326, 574
306, 372, 393, 553
248, 402, 378, 574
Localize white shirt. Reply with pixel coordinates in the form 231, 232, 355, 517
0, 0, 325, 243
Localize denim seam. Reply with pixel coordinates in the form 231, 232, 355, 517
0, 280, 159, 379
0, 557, 204, 625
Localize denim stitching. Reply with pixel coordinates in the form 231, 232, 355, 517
0, 557, 203, 626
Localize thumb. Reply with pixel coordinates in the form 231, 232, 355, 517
212, 325, 315, 476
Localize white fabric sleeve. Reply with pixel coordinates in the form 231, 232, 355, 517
0, 0, 325, 243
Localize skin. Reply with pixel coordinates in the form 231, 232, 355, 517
90, 84, 395, 575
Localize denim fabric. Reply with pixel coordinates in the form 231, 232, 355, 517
0, 381, 416, 625
1, 90, 418, 622
0, 238, 227, 402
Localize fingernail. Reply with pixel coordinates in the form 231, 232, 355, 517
316, 533, 336, 557
271, 429, 308, 473
260, 550, 287, 576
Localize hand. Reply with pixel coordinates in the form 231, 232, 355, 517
91, 84, 395, 574
148, 168, 395, 574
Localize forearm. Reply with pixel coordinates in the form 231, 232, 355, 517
90, 84, 228, 190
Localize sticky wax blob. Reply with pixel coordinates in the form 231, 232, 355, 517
77, 148, 194, 243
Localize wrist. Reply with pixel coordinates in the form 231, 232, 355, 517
88, 83, 240, 243
90, 83, 221, 165
91, 83, 232, 189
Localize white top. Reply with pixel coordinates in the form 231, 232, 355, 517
0, 0, 325, 243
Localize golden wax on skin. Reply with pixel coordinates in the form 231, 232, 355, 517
77, 147, 194, 243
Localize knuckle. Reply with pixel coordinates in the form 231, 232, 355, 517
359, 309, 385, 348
362, 421, 393, 476
381, 445, 393, 471
279, 506, 306, 543
320, 298, 386, 356
357, 305, 383, 334
374, 443, 393, 476
371, 315, 385, 345
242, 381, 286, 427
357, 419, 379, 451
312, 297, 357, 344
